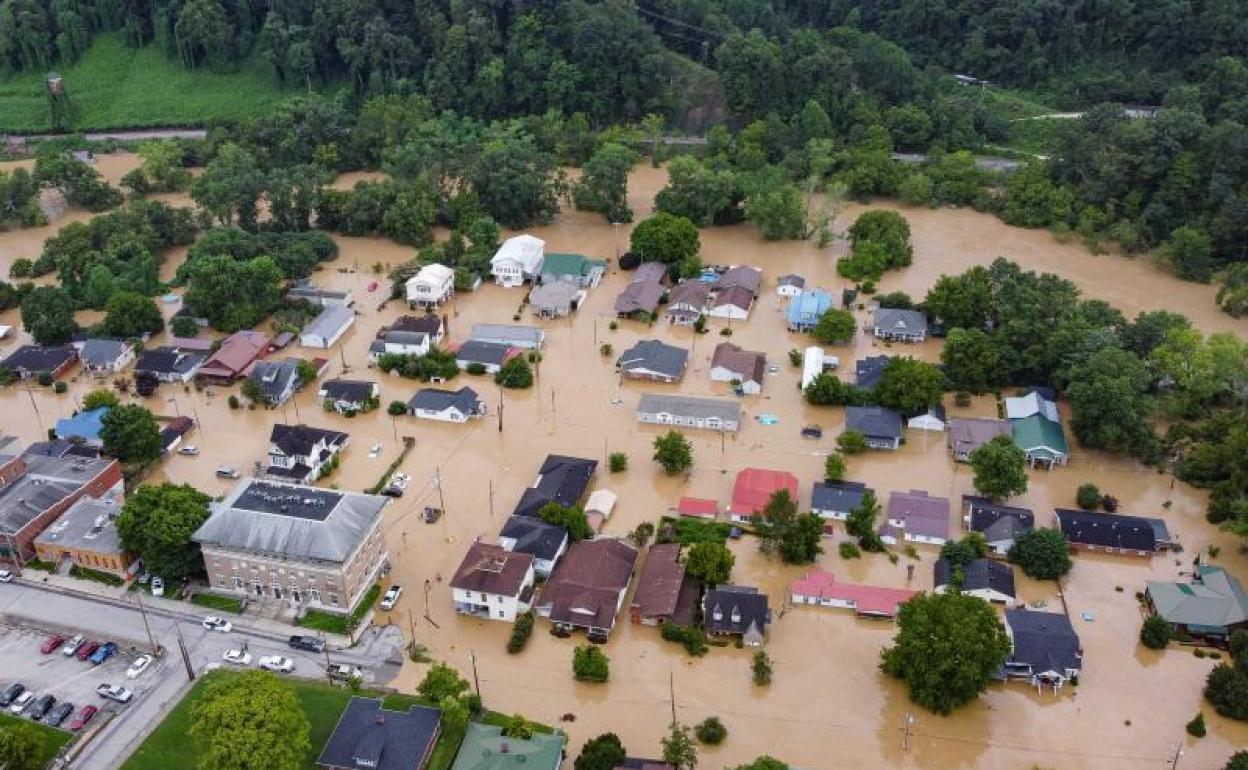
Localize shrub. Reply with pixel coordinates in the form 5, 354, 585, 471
1140, 615, 1173, 649
1075, 483, 1101, 510
227, 395, 240, 409
751, 650, 772, 685
719, 327, 733, 337
837, 430, 869, 454
608, 452, 628, 473
1100, 494, 1119, 512
573, 645, 610, 683
954, 390, 972, 407
695, 717, 727, 745
53, 381, 67, 393
838, 541, 861, 559
387, 400, 407, 416
37, 371, 53, 387
660, 622, 709, 656
465, 362, 487, 375
1186, 711, 1206, 737
787, 349, 802, 367
508, 611, 535, 654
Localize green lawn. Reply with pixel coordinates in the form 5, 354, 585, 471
298, 583, 381, 635
0, 712, 73, 767
0, 34, 298, 133
188, 592, 244, 614
120, 671, 468, 770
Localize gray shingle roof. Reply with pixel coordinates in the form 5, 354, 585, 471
964, 496, 1035, 542
471, 323, 544, 347
79, 339, 129, 367
811, 480, 869, 513
498, 515, 567, 561
193, 479, 386, 563
455, 340, 514, 366
636, 393, 741, 423
854, 355, 891, 389
873, 307, 928, 336
618, 340, 689, 379
317, 697, 440, 770
319, 379, 376, 404
301, 304, 354, 340
845, 406, 903, 439
934, 558, 1015, 598
1005, 608, 1082, 675
407, 386, 482, 414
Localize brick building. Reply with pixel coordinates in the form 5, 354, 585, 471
34, 497, 131, 574
0, 436, 124, 564
193, 479, 389, 614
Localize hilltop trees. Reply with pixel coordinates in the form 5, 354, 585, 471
881, 592, 1011, 714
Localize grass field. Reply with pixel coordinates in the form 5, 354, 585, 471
119, 671, 471, 770
188, 592, 244, 613
0, 34, 297, 133
0, 712, 74, 766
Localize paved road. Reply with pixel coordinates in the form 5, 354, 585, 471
0, 581, 403, 770
3, 129, 207, 145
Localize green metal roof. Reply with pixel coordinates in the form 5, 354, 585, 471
542, 252, 605, 277
1010, 415, 1069, 456
451, 723, 564, 770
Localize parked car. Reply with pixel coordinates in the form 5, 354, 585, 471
222, 649, 252, 666
258, 656, 295, 673
150, 577, 164, 597
201, 616, 233, 633
96, 684, 132, 703
0, 569, 12, 582
326, 663, 362, 683
29, 694, 55, 721
89, 642, 117, 665
215, 466, 240, 479
379, 585, 402, 611
0, 683, 25, 708
178, 445, 199, 456
40, 634, 65, 654
381, 485, 403, 498
62, 634, 84, 657
76, 641, 101, 661
69, 704, 98, 731
46, 701, 74, 727
126, 655, 152, 679
7, 691, 33, 715
287, 635, 325, 653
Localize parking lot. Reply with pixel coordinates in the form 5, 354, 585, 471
0, 623, 162, 730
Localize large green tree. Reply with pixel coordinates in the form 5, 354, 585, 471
661, 723, 697, 770
574, 733, 627, 770
811, 309, 855, 344
684, 541, 735, 585
968, 435, 1029, 500
881, 592, 1011, 714
20, 285, 77, 345
100, 291, 164, 338
941, 328, 1005, 394
630, 213, 700, 275
572, 143, 638, 223
1007, 528, 1073, 580
847, 210, 912, 269
116, 482, 212, 581
922, 267, 992, 330
0, 722, 40, 770
875, 357, 946, 414
1065, 346, 1156, 458
190, 671, 310, 770
653, 430, 693, 475
100, 404, 162, 464
192, 143, 265, 230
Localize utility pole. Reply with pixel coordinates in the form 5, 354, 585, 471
669, 670, 677, 725
174, 623, 195, 681
434, 467, 446, 515
323, 637, 333, 685
488, 479, 494, 519
469, 651, 481, 698
407, 609, 418, 648
497, 392, 504, 433
550, 388, 556, 427
1169, 740, 1184, 769
900, 713, 914, 750
22, 378, 44, 436
135, 591, 159, 654
3, 532, 23, 577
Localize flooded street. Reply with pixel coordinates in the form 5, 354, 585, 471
1, 159, 1246, 768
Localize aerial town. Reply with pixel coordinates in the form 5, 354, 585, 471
1, 6, 1248, 770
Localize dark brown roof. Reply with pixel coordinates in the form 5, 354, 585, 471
631, 543, 686, 619
710, 342, 765, 384
537, 539, 637, 631
712, 285, 755, 311
615, 281, 664, 315
387, 315, 443, 336
450, 541, 533, 596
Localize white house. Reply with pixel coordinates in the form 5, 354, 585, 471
450, 541, 535, 622
368, 330, 432, 363
776, 274, 805, 298
266, 424, 349, 483
299, 305, 355, 349
907, 405, 947, 432
499, 515, 569, 577
490, 234, 545, 287
406, 387, 485, 423
405, 263, 455, 307
801, 346, 839, 391
77, 339, 135, 376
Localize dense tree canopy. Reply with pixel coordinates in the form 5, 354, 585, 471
190, 671, 310, 770
881, 592, 1012, 714
116, 482, 212, 581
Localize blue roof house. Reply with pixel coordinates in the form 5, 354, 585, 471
786, 289, 833, 332
55, 407, 111, 447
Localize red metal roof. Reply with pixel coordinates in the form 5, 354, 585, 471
676, 497, 718, 518
730, 468, 798, 516
790, 570, 918, 618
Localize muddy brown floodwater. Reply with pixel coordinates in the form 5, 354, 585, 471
1, 158, 1246, 769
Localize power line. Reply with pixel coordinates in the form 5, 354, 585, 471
634, 4, 725, 40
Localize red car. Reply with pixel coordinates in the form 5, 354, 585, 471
76, 641, 100, 661
40, 635, 65, 654
69, 705, 97, 731
367, 281, 378, 292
